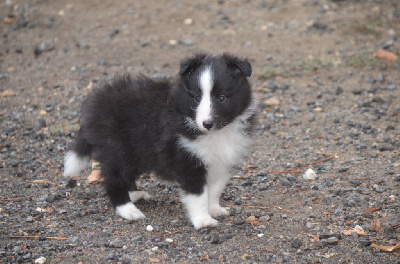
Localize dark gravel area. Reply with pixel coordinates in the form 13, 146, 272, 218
1, 0, 399, 263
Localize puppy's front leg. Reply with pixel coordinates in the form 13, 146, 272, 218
207, 166, 230, 218
180, 187, 218, 229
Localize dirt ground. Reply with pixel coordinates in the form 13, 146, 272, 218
1, 0, 399, 263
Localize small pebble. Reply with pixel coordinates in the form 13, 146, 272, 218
151, 246, 158, 252
39, 39, 54, 52
34, 256, 46, 264
291, 239, 302, 249
209, 234, 221, 244
184, 18, 193, 25
146, 225, 153, 232
303, 168, 316, 180
233, 207, 242, 215
325, 237, 339, 245
179, 39, 193, 46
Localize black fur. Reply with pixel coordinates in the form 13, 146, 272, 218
67, 53, 256, 215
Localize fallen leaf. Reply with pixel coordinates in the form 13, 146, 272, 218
343, 225, 367, 236
4, 15, 16, 24
370, 219, 382, 232
371, 243, 400, 252
200, 253, 210, 261
87, 170, 103, 184
373, 49, 398, 61
25, 180, 52, 185
148, 257, 161, 263
264, 97, 281, 106
308, 234, 320, 242
35, 207, 52, 213
0, 90, 18, 97
362, 205, 384, 213
246, 216, 260, 226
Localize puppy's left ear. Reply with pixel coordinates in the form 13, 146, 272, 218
179, 53, 207, 76
223, 53, 252, 77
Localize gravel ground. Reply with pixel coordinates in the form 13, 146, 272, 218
1, 0, 399, 263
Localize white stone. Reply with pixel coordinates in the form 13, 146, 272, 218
303, 168, 316, 180
35, 257, 46, 264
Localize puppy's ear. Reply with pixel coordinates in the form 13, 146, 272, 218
223, 53, 252, 77
179, 53, 207, 76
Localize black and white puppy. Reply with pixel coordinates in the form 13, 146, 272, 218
64, 53, 257, 229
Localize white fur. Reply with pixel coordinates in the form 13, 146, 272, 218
196, 67, 213, 131
180, 187, 218, 229
179, 95, 258, 220
179, 94, 258, 167
63, 151, 90, 176
129, 191, 151, 202
116, 202, 146, 220
207, 164, 230, 218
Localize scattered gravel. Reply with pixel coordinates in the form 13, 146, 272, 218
1, 0, 399, 263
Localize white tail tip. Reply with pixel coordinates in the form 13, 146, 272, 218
64, 151, 90, 176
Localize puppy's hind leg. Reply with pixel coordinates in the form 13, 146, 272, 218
102, 166, 146, 221
127, 179, 152, 203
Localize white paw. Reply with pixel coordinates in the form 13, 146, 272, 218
209, 206, 229, 218
191, 214, 218, 230
115, 202, 146, 221
129, 191, 152, 203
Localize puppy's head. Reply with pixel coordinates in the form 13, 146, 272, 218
175, 53, 253, 133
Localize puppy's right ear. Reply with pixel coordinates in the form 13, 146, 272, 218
179, 53, 207, 76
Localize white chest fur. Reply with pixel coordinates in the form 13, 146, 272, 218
179, 95, 257, 168
179, 122, 252, 168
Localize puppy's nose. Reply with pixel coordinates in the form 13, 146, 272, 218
202, 120, 214, 131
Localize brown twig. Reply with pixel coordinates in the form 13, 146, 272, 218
8, 235, 70, 240
260, 248, 276, 253
166, 229, 183, 235
241, 204, 295, 215
252, 87, 271, 92
1, 195, 32, 202
266, 169, 302, 174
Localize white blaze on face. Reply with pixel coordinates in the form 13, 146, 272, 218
196, 67, 213, 131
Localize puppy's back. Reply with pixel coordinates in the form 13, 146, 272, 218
79, 75, 173, 154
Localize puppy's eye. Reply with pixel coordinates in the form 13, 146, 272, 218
218, 95, 226, 102
194, 95, 202, 103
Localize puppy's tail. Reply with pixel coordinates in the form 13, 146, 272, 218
64, 131, 91, 176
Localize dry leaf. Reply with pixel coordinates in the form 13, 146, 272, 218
148, 257, 161, 263
343, 225, 367, 236
25, 180, 52, 185
87, 170, 103, 184
373, 49, 398, 61
246, 216, 260, 226
200, 253, 210, 261
363, 205, 384, 213
0, 90, 18, 97
371, 243, 400, 252
370, 219, 382, 232
308, 234, 320, 242
264, 97, 281, 106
